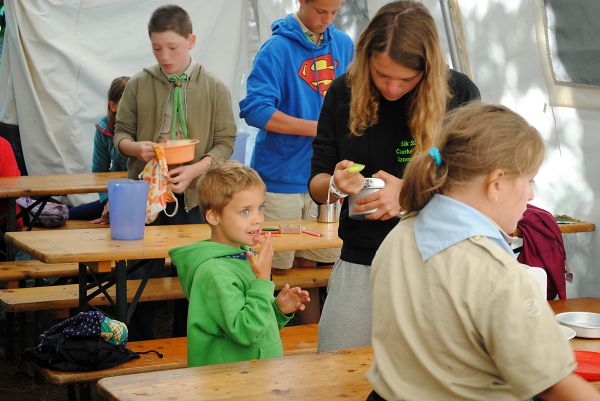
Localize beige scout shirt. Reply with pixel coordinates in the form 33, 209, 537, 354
367, 217, 575, 401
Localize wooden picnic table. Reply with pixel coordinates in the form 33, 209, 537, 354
4, 219, 342, 323
0, 171, 127, 259
0, 171, 127, 199
96, 298, 600, 401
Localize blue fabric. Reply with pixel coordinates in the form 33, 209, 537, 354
413, 194, 514, 261
239, 14, 353, 193
68, 199, 104, 220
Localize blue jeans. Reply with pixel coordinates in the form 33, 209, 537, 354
68, 199, 104, 220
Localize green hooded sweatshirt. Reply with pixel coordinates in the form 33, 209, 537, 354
169, 240, 292, 367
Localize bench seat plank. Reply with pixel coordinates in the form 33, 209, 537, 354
29, 220, 107, 231
0, 260, 79, 282
0, 277, 183, 312
39, 324, 318, 385
0, 266, 333, 312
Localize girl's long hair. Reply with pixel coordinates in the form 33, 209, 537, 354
347, 1, 449, 152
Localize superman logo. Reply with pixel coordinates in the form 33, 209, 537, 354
297, 54, 339, 96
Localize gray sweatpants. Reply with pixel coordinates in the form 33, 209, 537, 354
318, 259, 373, 352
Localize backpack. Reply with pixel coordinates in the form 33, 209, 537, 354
16, 196, 69, 228
22, 311, 161, 371
23, 332, 140, 371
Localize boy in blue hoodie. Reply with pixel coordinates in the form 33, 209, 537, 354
239, 0, 353, 321
169, 160, 310, 367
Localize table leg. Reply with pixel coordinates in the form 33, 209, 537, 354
116, 260, 128, 323
78, 263, 88, 312
5, 199, 16, 260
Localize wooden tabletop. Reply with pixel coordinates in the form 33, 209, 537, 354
96, 298, 600, 401
557, 221, 596, 234
0, 171, 127, 198
4, 220, 342, 264
513, 220, 595, 236
97, 346, 374, 401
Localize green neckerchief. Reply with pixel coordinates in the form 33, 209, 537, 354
168, 73, 189, 140
304, 31, 316, 44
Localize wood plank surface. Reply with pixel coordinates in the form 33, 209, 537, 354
0, 267, 332, 312
513, 220, 595, 237
41, 324, 318, 385
30, 219, 108, 231
557, 221, 596, 234
96, 299, 600, 400
549, 297, 600, 353
0, 171, 127, 198
97, 346, 374, 401
0, 277, 182, 312
4, 220, 341, 264
0, 260, 78, 282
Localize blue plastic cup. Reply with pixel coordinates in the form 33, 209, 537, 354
108, 179, 148, 240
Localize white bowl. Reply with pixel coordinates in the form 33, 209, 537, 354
556, 312, 600, 338
560, 325, 576, 340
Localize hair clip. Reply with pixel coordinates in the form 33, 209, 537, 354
428, 147, 442, 166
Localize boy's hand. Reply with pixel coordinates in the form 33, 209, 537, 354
246, 233, 273, 281
135, 141, 156, 162
168, 156, 212, 194
168, 164, 197, 194
275, 284, 310, 315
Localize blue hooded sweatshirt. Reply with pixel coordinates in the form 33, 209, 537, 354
239, 14, 353, 193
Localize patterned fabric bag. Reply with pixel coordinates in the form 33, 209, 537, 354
138, 144, 178, 223
15, 197, 69, 228
43, 310, 128, 346
22, 311, 164, 371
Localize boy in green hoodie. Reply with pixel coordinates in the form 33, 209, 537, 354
169, 160, 311, 367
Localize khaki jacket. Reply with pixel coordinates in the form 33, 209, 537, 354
114, 63, 236, 210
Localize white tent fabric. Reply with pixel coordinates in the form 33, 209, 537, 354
2, 0, 599, 298
0, 0, 249, 176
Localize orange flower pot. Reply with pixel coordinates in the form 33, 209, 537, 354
157, 139, 198, 165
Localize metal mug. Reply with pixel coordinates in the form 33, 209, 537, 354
348, 177, 385, 220
309, 200, 340, 223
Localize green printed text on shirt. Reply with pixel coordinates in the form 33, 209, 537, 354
396, 140, 415, 164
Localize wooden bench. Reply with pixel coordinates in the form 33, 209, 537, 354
36, 324, 318, 401
39, 323, 318, 385
0, 260, 79, 289
29, 220, 107, 231
0, 277, 182, 314
0, 266, 333, 313
0, 258, 175, 289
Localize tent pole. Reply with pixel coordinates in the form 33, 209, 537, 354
439, 0, 463, 73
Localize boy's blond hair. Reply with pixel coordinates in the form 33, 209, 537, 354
198, 160, 265, 218
148, 5, 193, 38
